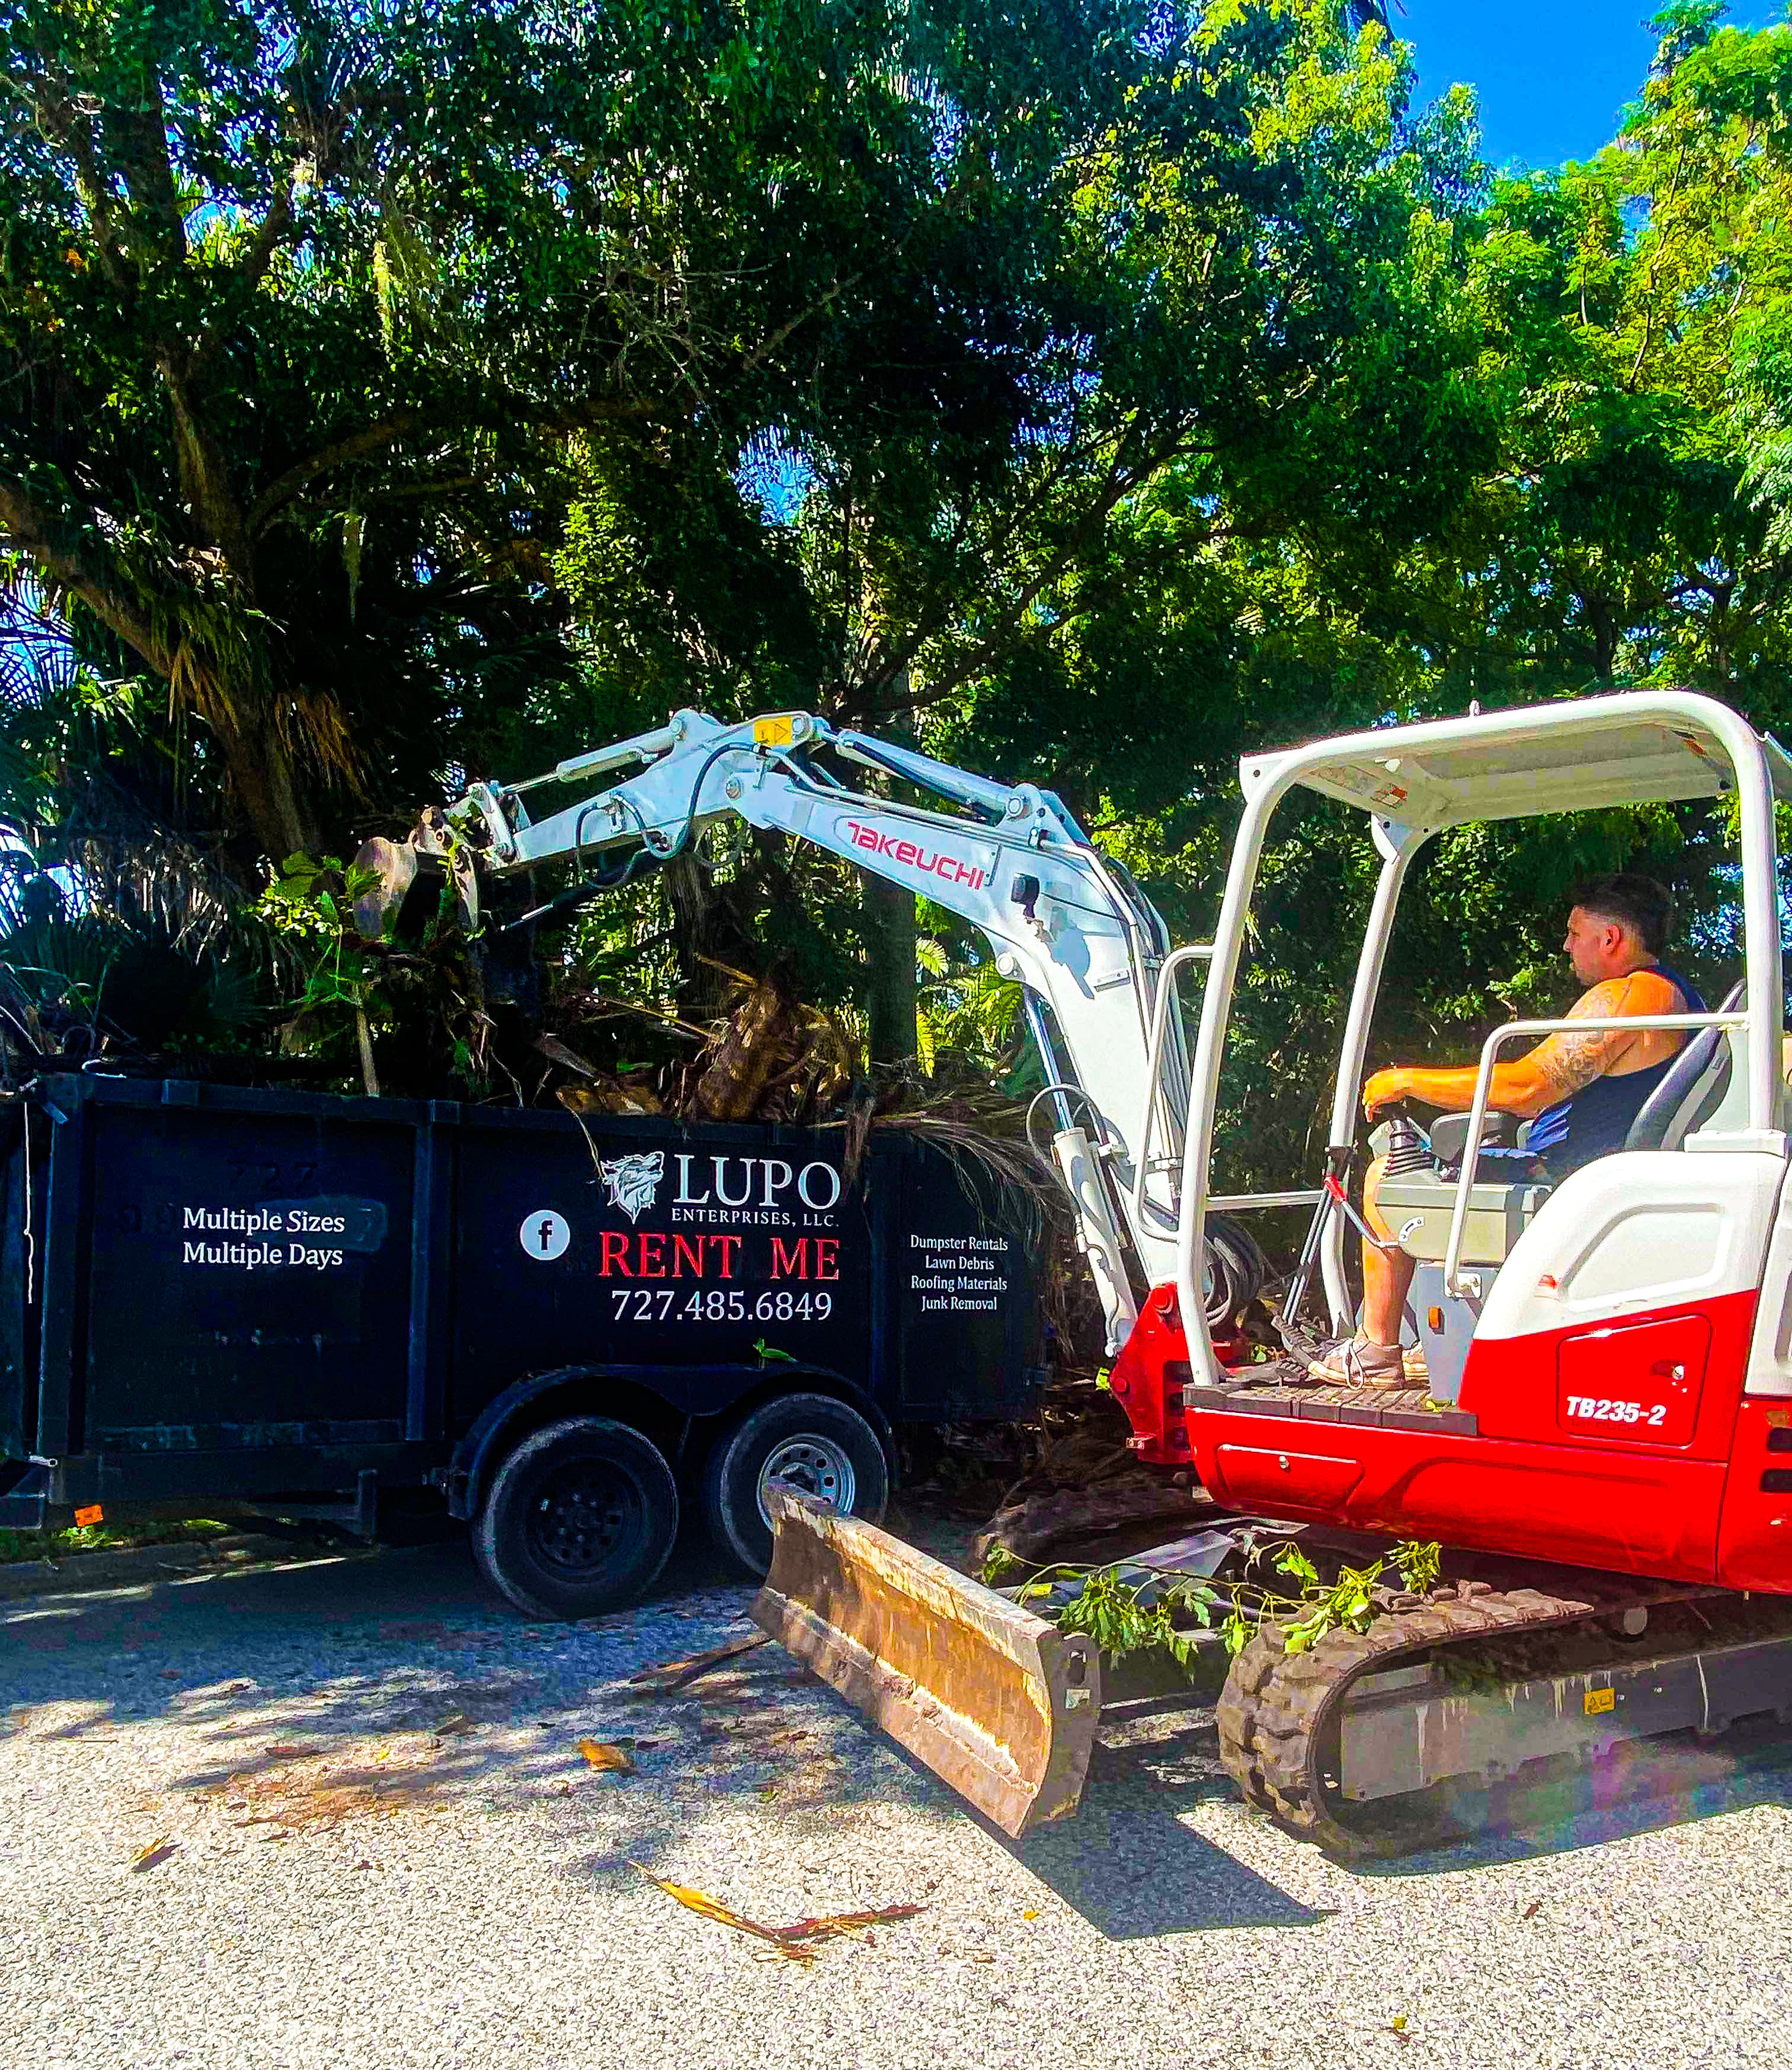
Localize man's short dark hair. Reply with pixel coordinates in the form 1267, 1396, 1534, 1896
1568, 874, 1676, 956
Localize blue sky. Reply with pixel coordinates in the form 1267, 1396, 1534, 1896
1403, 1, 1785, 171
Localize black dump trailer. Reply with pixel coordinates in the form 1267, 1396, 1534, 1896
0, 1074, 1045, 1615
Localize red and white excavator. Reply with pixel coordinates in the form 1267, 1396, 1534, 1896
412, 689, 1792, 1850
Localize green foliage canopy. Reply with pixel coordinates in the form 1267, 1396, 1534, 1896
4, 0, 1792, 1159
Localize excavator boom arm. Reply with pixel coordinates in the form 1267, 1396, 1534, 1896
436, 707, 1191, 1317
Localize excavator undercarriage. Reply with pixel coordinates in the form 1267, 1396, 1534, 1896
1218, 1573, 1792, 1854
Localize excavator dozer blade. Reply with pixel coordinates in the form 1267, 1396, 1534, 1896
751, 1486, 1101, 1838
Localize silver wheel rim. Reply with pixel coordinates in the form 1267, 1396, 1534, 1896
756, 1434, 857, 1530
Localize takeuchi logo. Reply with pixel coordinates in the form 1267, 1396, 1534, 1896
599, 1151, 665, 1223
840, 817, 986, 891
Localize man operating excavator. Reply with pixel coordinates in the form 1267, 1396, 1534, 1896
1309, 873, 1707, 1386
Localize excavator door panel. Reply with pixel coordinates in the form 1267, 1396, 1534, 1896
1554, 1313, 1710, 1446
1463, 1150, 1781, 1467
1207, 1444, 1365, 1511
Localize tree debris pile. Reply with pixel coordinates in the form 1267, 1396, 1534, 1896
546, 962, 855, 1127
891, 1375, 1208, 1567
539, 954, 1074, 1227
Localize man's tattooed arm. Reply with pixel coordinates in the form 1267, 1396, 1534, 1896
1364, 971, 1685, 1119
1531, 1025, 1633, 1099
1528, 976, 1651, 1101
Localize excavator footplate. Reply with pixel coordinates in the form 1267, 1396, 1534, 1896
1185, 1379, 1478, 1436
751, 1487, 1101, 1838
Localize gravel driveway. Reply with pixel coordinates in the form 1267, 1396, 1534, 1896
4, 1526, 1790, 2070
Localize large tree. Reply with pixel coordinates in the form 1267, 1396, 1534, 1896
551, 0, 1499, 1050
11, 0, 1791, 1118
5, 0, 1140, 866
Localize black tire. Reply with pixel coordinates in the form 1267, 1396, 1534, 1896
702, 1392, 890, 1577
472, 1416, 678, 1619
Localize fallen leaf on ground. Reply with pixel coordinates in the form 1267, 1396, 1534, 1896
628, 1634, 773, 1697
780, 1905, 926, 1943
578, 1739, 635, 1774
1022, 1909, 1039, 1921
222, 1747, 442, 1834
630, 1864, 815, 1962
629, 1864, 926, 1963
1522, 1899, 1542, 1918
130, 1838, 178, 1874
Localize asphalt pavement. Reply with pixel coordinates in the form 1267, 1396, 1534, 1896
4, 1528, 1790, 2070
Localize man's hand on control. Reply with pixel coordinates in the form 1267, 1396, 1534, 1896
1362, 1067, 1411, 1118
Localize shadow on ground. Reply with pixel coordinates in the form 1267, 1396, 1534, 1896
10, 1516, 1792, 1942
876, 1650, 1792, 1937
0, 1527, 949, 1876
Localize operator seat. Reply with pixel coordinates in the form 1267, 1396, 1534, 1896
1425, 1108, 1520, 1168
1623, 978, 1745, 1153
1378, 983, 1745, 1407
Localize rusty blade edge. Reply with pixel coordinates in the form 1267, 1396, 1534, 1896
751, 1488, 1102, 1838
752, 1583, 1045, 1836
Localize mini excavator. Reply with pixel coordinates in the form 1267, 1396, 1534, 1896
395, 690, 1792, 1851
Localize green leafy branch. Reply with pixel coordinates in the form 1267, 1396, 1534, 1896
982, 1536, 1444, 1673
256, 852, 390, 1094
254, 827, 494, 1097
1230, 1538, 1442, 1658
1054, 1564, 1216, 1672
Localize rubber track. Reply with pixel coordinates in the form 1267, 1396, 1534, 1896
1215, 1573, 1721, 1856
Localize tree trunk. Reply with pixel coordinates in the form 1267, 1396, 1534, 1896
1583, 593, 1618, 680
861, 684, 917, 1067
664, 850, 756, 1021
863, 870, 917, 1066
217, 702, 321, 863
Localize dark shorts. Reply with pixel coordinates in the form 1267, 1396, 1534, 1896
1438, 1144, 1548, 1184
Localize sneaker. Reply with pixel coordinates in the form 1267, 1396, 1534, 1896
1307, 1335, 1413, 1387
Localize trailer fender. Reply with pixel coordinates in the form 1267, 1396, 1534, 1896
446, 1362, 893, 1521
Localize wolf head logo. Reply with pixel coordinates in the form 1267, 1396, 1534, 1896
598, 1150, 664, 1224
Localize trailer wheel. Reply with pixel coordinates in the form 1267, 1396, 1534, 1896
703, 1393, 889, 1576
473, 1416, 678, 1619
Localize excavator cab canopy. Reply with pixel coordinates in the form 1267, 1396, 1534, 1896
1255, 705, 1792, 828
1172, 690, 1792, 1378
